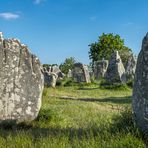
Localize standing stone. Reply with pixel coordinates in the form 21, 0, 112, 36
67, 69, 72, 78
0, 32, 3, 42
51, 65, 65, 79
49, 73, 58, 87
94, 59, 108, 79
47, 66, 52, 73
0, 32, 44, 122
72, 63, 91, 83
43, 71, 51, 86
125, 54, 137, 81
42, 65, 64, 87
133, 33, 148, 132
43, 71, 57, 88
105, 51, 126, 83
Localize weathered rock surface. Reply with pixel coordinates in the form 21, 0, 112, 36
125, 54, 137, 81
94, 59, 108, 79
105, 51, 126, 83
0, 32, 44, 122
133, 33, 148, 132
72, 63, 91, 83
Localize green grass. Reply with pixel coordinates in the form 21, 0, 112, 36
0, 84, 147, 148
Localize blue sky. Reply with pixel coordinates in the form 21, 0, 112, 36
0, 0, 147, 65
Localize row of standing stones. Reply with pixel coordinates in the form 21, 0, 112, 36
42, 63, 91, 87
42, 50, 137, 87
94, 51, 137, 84
0, 31, 147, 135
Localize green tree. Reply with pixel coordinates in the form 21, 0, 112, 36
88, 33, 132, 65
59, 57, 76, 74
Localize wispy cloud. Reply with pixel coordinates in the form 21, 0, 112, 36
0, 12, 20, 20
89, 16, 97, 21
34, 0, 45, 5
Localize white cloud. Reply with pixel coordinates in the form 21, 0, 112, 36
0, 12, 20, 20
34, 0, 45, 4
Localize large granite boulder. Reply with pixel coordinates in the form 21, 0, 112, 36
105, 51, 126, 83
133, 33, 148, 132
0, 32, 44, 122
72, 63, 91, 83
94, 59, 108, 79
125, 54, 137, 81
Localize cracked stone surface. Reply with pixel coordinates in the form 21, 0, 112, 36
0, 32, 44, 122
133, 33, 148, 132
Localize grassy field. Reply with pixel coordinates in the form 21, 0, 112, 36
0, 84, 147, 148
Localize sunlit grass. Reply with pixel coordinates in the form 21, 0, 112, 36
0, 85, 147, 147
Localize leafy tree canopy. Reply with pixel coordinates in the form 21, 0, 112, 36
88, 33, 132, 65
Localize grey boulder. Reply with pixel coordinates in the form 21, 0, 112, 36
105, 51, 126, 83
93, 59, 108, 79
0, 32, 44, 122
72, 63, 91, 83
133, 33, 148, 132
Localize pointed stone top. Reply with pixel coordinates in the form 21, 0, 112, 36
0, 32, 3, 40
146, 32, 148, 37
112, 50, 119, 58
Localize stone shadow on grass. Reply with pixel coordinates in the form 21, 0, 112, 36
56, 96, 132, 104
0, 108, 147, 145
